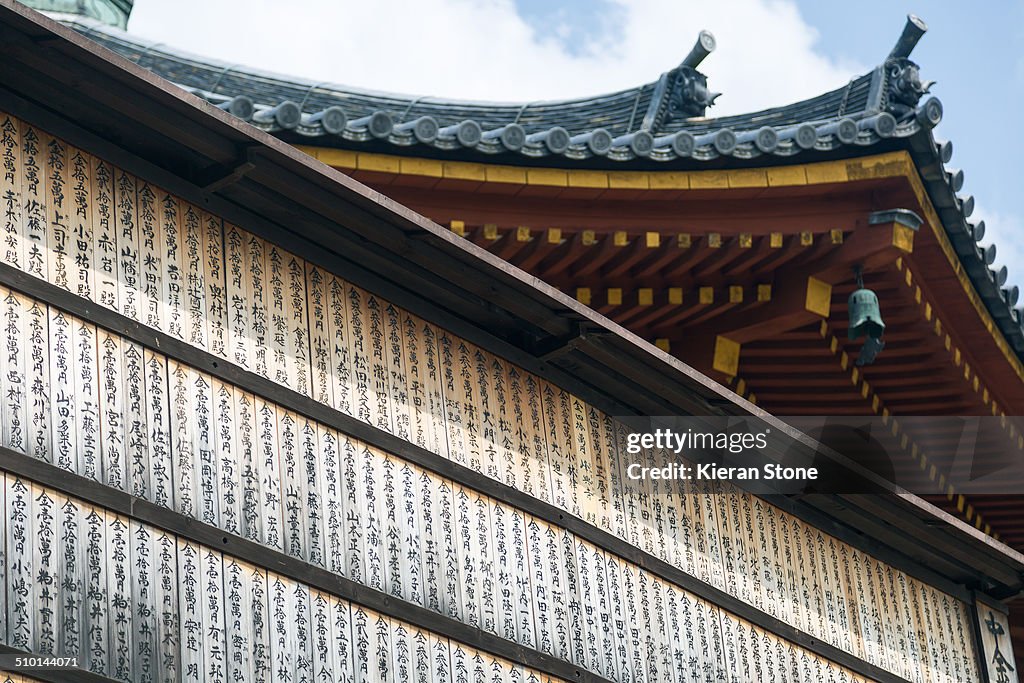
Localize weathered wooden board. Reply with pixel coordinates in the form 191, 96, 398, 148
0, 111, 994, 683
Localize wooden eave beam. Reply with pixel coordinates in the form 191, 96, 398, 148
666, 219, 916, 376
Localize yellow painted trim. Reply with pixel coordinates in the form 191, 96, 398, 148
444, 161, 486, 181
713, 336, 741, 376
699, 287, 714, 304
485, 165, 527, 184
728, 168, 768, 188
302, 147, 911, 192
893, 223, 915, 253
567, 170, 608, 189
449, 220, 465, 237
357, 153, 401, 173
649, 172, 690, 190
645, 232, 661, 248
575, 287, 591, 305
757, 284, 772, 302
607, 288, 622, 306
482, 224, 499, 240
689, 171, 730, 190
608, 172, 650, 190
668, 288, 683, 305
655, 338, 671, 352
766, 165, 807, 186
400, 157, 443, 177
805, 277, 832, 317
804, 159, 849, 184
526, 168, 567, 186
638, 288, 654, 306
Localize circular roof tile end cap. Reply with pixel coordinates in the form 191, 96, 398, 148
916, 97, 943, 129
698, 29, 716, 52
972, 220, 986, 242
961, 194, 975, 218
754, 126, 778, 153
589, 128, 613, 156
835, 118, 858, 144
630, 130, 654, 157
995, 265, 1009, 288
874, 112, 897, 138
315, 106, 348, 135
500, 123, 526, 151
367, 111, 394, 139
273, 101, 302, 130
413, 116, 439, 144
794, 123, 817, 150
545, 127, 571, 154
222, 95, 254, 121
672, 131, 695, 157
1006, 285, 1020, 307
947, 168, 964, 193
936, 139, 953, 163
714, 128, 737, 155
983, 243, 997, 265
456, 120, 482, 147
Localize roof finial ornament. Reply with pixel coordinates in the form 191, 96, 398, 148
884, 15, 936, 119
663, 30, 721, 122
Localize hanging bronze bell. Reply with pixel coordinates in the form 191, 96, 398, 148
848, 287, 885, 340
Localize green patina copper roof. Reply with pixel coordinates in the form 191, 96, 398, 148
19, 0, 131, 28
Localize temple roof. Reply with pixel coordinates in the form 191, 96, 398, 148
62, 14, 939, 165
55, 12, 1024, 362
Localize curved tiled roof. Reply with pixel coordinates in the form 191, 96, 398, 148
64, 15, 939, 164
56, 13, 1024, 361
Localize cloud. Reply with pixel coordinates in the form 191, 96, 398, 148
126, 0, 866, 117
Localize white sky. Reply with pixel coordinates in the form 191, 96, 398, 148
128, 0, 865, 116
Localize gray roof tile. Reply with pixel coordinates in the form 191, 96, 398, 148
60, 14, 1024, 363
